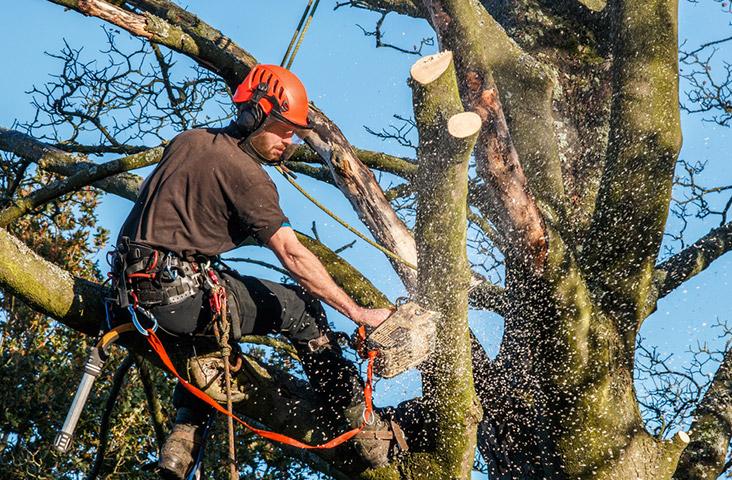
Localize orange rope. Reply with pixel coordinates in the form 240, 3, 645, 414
145, 328, 377, 449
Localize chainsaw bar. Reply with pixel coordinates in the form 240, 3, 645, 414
365, 301, 439, 378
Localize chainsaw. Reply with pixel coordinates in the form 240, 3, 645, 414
355, 300, 439, 378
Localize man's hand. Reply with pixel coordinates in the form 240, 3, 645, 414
350, 307, 393, 329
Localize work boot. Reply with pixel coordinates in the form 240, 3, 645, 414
346, 404, 409, 467
298, 340, 408, 466
158, 407, 207, 480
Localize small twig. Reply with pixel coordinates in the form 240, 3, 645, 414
334, 239, 357, 254
221, 257, 291, 277
84, 354, 134, 480
356, 12, 434, 56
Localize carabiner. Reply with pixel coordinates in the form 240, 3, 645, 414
127, 305, 159, 336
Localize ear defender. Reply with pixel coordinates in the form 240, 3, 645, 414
235, 102, 265, 134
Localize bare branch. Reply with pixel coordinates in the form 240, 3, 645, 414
0, 147, 162, 227
333, 0, 428, 18
356, 12, 433, 55
654, 221, 732, 300
0, 128, 156, 202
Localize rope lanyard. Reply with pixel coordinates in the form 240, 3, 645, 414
280, 0, 321, 69
275, 166, 418, 270
144, 327, 377, 449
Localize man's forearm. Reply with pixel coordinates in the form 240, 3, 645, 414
278, 244, 362, 319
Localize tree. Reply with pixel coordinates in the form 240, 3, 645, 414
1, 0, 731, 479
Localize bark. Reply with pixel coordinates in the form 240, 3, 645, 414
411, 50, 482, 478
676, 348, 732, 480
582, 0, 682, 328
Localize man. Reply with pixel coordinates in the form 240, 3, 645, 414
114, 65, 398, 479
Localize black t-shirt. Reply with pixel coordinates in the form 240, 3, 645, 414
118, 124, 289, 260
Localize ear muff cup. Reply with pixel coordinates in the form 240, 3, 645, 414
235, 102, 265, 134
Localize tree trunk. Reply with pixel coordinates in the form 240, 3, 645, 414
409, 51, 482, 478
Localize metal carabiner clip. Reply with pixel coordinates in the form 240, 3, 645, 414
128, 305, 159, 336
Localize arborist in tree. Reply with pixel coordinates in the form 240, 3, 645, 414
111, 65, 405, 479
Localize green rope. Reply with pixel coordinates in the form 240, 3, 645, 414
285, 0, 321, 70
277, 2, 416, 270
275, 166, 418, 271
281, 0, 314, 68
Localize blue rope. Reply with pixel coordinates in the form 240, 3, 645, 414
185, 416, 214, 480
103, 300, 113, 331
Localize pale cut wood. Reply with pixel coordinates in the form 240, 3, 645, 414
410, 51, 454, 85
448, 112, 482, 138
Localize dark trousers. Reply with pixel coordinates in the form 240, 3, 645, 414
150, 270, 364, 424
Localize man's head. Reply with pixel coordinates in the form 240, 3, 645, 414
232, 65, 310, 163
245, 114, 296, 162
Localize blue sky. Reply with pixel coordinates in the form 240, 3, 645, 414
2, 1, 732, 476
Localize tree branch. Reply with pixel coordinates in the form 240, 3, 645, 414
0, 127, 152, 201
468, 281, 507, 316
304, 106, 419, 289
582, 0, 682, 322
0, 147, 161, 227
675, 347, 732, 480
334, 0, 428, 18
654, 221, 732, 300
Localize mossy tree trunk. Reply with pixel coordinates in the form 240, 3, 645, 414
410, 52, 482, 478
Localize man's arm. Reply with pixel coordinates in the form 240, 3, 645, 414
267, 226, 392, 328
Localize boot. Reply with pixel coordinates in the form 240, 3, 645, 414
158, 407, 208, 480
298, 341, 408, 467
345, 404, 409, 467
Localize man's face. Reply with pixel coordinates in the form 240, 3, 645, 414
248, 117, 296, 162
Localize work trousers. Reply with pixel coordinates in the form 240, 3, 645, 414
148, 269, 364, 424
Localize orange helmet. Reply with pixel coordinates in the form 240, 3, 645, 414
233, 65, 311, 129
